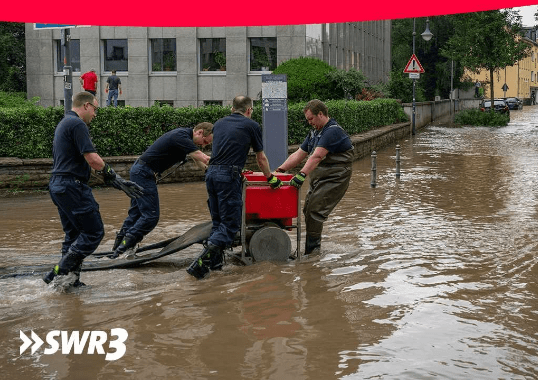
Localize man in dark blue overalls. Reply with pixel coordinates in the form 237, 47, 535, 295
43, 92, 143, 287
110, 122, 214, 258
276, 99, 354, 255
186, 95, 282, 279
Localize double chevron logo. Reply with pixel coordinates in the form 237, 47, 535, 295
19, 328, 128, 361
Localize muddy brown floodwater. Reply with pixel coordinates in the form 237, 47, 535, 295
1, 107, 538, 379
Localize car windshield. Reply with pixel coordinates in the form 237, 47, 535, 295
484, 101, 505, 107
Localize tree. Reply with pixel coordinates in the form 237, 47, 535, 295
391, 16, 468, 101
0, 22, 26, 93
272, 57, 336, 102
442, 10, 529, 106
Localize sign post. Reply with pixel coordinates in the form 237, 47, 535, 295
61, 28, 73, 114
403, 53, 425, 135
34, 24, 83, 114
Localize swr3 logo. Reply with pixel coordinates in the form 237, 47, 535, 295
20, 328, 128, 361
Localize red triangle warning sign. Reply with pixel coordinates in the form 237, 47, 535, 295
403, 54, 425, 73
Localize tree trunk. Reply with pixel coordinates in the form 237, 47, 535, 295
489, 68, 495, 111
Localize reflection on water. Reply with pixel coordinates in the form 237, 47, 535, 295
1, 108, 538, 379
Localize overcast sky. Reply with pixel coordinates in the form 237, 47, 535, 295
514, 5, 538, 26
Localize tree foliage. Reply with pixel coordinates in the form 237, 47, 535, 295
385, 68, 425, 103
391, 16, 468, 101
441, 10, 530, 104
0, 22, 26, 92
272, 57, 336, 102
325, 67, 367, 99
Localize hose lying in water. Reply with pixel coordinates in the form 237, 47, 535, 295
0, 221, 212, 279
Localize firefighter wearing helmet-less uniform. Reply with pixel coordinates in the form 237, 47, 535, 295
276, 99, 354, 255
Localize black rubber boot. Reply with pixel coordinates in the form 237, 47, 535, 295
61, 250, 85, 287
305, 234, 322, 255
112, 228, 126, 251
109, 233, 138, 259
186, 244, 222, 279
209, 246, 224, 271
43, 250, 85, 284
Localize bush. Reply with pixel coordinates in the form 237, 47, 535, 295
0, 106, 63, 158
454, 108, 510, 127
355, 88, 385, 101
0, 91, 40, 108
257, 99, 408, 145
272, 57, 336, 102
1, 100, 408, 158
386, 69, 425, 103
325, 67, 367, 99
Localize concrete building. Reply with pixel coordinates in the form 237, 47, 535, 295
25, 23, 391, 107
462, 27, 538, 103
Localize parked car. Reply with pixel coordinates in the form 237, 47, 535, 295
504, 97, 523, 110
480, 99, 510, 115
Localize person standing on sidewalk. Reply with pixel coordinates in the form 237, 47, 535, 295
276, 99, 354, 256
186, 95, 282, 279
110, 122, 214, 259
105, 70, 122, 107
79, 68, 98, 96
43, 91, 143, 287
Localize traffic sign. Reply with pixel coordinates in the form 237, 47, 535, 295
409, 73, 420, 79
34, 23, 76, 30
34, 24, 90, 30
403, 54, 425, 74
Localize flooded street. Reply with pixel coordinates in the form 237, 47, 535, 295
1, 107, 538, 379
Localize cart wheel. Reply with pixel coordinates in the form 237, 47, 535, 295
249, 226, 291, 262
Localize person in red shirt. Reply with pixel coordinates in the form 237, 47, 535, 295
79, 68, 98, 96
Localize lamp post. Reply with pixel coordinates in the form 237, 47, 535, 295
412, 18, 433, 135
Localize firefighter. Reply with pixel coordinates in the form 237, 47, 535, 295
277, 99, 354, 255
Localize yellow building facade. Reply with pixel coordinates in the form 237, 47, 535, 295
465, 33, 538, 103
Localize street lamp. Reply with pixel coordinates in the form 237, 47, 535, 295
412, 18, 433, 135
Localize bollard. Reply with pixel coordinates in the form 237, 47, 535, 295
395, 145, 401, 178
371, 151, 377, 188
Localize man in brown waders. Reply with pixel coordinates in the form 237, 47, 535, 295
276, 99, 354, 255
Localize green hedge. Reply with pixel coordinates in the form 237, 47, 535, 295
0, 100, 408, 159
453, 108, 510, 127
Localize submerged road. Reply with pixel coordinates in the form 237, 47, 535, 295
1, 106, 537, 379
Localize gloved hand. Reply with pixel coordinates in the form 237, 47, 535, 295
290, 172, 306, 189
266, 174, 283, 189
98, 163, 144, 199
111, 177, 145, 199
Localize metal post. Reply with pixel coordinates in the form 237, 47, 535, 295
371, 151, 377, 188
62, 28, 73, 114
395, 145, 401, 178
412, 18, 416, 136
450, 59, 454, 118
296, 187, 301, 261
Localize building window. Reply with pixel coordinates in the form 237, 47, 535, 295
153, 100, 174, 107
204, 100, 223, 106
250, 37, 277, 71
199, 38, 226, 71
151, 39, 176, 72
56, 39, 80, 72
532, 71, 535, 82
103, 39, 128, 72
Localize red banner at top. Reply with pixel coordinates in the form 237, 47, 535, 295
3, 0, 538, 26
